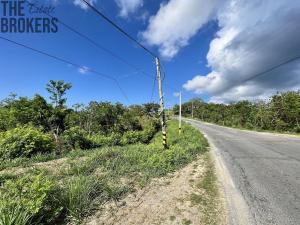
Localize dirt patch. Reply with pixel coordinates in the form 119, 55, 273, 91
0, 157, 68, 176
85, 154, 226, 225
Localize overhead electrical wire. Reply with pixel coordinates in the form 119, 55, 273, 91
24, 0, 153, 79
243, 55, 300, 83
0, 36, 131, 104
26, 0, 181, 103
23, 0, 158, 103
81, 0, 157, 58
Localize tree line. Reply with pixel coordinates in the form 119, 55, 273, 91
173, 91, 300, 133
0, 80, 160, 160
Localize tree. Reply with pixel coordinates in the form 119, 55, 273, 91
46, 80, 72, 144
46, 80, 72, 108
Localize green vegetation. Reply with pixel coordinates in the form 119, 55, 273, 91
0, 80, 209, 225
0, 126, 54, 159
0, 80, 160, 167
174, 91, 300, 133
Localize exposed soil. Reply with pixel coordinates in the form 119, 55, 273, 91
85, 154, 226, 225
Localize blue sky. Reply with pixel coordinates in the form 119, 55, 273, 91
0, 0, 299, 106
0, 0, 216, 107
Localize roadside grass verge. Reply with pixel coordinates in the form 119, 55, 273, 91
0, 120, 209, 224
190, 153, 221, 225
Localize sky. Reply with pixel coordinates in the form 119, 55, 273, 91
0, 0, 300, 107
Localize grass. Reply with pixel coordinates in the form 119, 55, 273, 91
190, 153, 220, 225
0, 152, 60, 171
0, 207, 32, 225
182, 218, 192, 225
0, 120, 209, 224
61, 175, 102, 222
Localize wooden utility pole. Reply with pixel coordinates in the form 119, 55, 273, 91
179, 92, 182, 134
192, 100, 194, 118
155, 57, 167, 149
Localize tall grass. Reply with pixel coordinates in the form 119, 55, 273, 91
0, 207, 31, 225
61, 176, 101, 223
1, 120, 209, 224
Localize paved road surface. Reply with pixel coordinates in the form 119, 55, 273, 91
185, 119, 300, 225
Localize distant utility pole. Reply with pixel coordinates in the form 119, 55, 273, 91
80, 1, 168, 148
155, 57, 167, 149
179, 91, 182, 134
191, 100, 194, 118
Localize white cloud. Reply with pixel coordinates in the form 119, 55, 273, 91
73, 0, 97, 10
183, 0, 300, 103
78, 66, 89, 74
141, 0, 222, 59
115, 0, 143, 18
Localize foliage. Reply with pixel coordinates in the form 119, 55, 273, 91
0, 80, 161, 162
61, 176, 101, 222
0, 94, 52, 132
0, 173, 55, 224
46, 80, 72, 108
175, 91, 300, 133
0, 207, 31, 225
0, 126, 55, 159
0, 121, 208, 224
62, 126, 93, 150
89, 133, 122, 147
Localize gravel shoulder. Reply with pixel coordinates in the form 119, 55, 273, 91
86, 153, 226, 225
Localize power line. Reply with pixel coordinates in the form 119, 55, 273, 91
25, 0, 154, 81
25, 0, 157, 103
243, 55, 300, 83
178, 55, 300, 97
81, 0, 157, 58
0, 35, 131, 104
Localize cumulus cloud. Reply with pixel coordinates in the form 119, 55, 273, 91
115, 0, 143, 18
183, 0, 300, 103
141, 0, 222, 58
73, 0, 97, 10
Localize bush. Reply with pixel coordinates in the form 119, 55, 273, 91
0, 126, 55, 159
140, 128, 157, 143
120, 131, 144, 145
61, 176, 101, 222
120, 128, 156, 145
294, 125, 300, 133
0, 173, 57, 225
62, 126, 93, 150
89, 132, 122, 147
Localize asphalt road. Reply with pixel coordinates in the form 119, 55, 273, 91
185, 119, 300, 225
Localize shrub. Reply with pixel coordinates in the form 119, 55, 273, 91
62, 126, 93, 150
0, 126, 55, 159
140, 128, 157, 143
0, 173, 57, 225
61, 176, 101, 222
120, 129, 156, 145
89, 132, 122, 147
120, 131, 144, 145
294, 125, 300, 133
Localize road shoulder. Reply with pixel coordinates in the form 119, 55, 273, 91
186, 118, 254, 225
